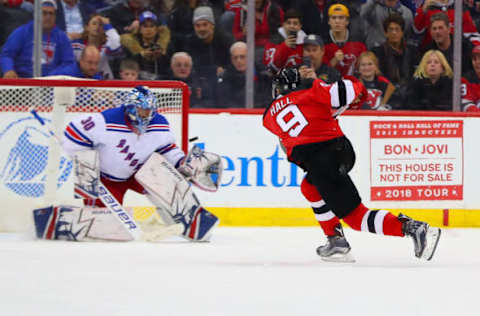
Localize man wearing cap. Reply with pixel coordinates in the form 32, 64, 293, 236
120, 10, 172, 80
183, 6, 234, 106
299, 33, 341, 84
322, 3, 366, 76
0, 0, 75, 78
360, 0, 413, 49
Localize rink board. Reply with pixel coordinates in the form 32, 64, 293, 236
132, 206, 480, 228
2, 109, 480, 229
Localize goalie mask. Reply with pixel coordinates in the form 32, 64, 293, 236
272, 67, 301, 98
123, 86, 158, 134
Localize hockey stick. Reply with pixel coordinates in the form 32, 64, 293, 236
30, 108, 143, 241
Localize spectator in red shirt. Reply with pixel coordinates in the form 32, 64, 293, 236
232, 0, 284, 47
322, 3, 367, 76
461, 45, 480, 111
263, 8, 306, 71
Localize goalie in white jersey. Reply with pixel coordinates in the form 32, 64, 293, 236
33, 86, 222, 242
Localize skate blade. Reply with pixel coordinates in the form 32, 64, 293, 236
321, 252, 356, 263
421, 227, 441, 261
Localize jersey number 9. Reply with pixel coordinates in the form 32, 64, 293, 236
275, 105, 308, 137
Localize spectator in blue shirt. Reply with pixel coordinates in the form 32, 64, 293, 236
49, 45, 103, 79
0, 0, 75, 78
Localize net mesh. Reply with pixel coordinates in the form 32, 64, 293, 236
0, 84, 184, 114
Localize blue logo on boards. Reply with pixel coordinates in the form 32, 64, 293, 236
194, 142, 303, 188
0, 117, 72, 197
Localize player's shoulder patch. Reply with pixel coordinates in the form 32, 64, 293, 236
101, 107, 132, 133
101, 107, 126, 125
146, 113, 170, 133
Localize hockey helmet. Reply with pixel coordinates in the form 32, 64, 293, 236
272, 67, 301, 98
123, 86, 157, 133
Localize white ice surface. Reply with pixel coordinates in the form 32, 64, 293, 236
0, 227, 478, 316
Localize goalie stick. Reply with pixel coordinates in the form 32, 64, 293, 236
30, 108, 143, 241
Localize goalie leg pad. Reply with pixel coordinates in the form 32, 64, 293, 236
135, 152, 219, 241
33, 206, 135, 241
73, 150, 100, 201
184, 207, 219, 241
33, 206, 61, 240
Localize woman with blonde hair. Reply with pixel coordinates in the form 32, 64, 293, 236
406, 49, 454, 111
354, 51, 396, 110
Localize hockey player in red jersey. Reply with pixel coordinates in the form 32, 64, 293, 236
262, 67, 441, 262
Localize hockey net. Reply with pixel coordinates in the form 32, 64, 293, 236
0, 78, 189, 232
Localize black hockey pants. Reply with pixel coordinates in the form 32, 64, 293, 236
290, 136, 361, 218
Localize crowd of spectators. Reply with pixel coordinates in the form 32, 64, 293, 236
0, 0, 480, 111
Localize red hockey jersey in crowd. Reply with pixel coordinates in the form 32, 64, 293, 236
358, 75, 391, 109
461, 77, 480, 112
322, 33, 367, 76
413, 5, 480, 48
263, 28, 306, 71
262, 78, 365, 157
231, 0, 284, 47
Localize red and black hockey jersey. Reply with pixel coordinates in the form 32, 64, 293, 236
262, 78, 365, 157
323, 31, 367, 76
358, 75, 391, 109
461, 76, 480, 112
263, 28, 306, 71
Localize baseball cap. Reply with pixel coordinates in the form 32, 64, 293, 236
328, 4, 349, 17
41, 0, 57, 10
193, 6, 215, 25
304, 34, 324, 47
473, 45, 480, 55
139, 11, 158, 24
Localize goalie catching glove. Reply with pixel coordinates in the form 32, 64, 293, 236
178, 145, 223, 192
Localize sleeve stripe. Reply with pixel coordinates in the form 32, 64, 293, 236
156, 143, 176, 154
64, 131, 93, 148
68, 123, 93, 144
330, 80, 356, 109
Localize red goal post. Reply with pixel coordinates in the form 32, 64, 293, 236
0, 78, 190, 232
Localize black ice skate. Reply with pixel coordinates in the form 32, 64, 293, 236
316, 224, 355, 263
399, 213, 441, 261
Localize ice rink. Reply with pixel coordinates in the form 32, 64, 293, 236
1, 227, 478, 316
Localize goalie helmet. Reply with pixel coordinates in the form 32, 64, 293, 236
272, 67, 301, 98
123, 86, 158, 134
